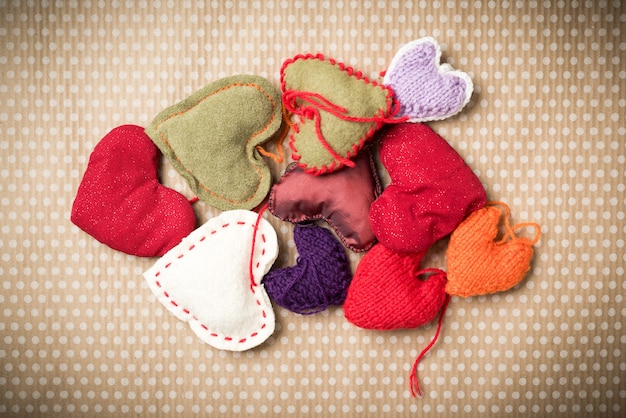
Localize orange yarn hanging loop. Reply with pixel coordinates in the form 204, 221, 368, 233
445, 200, 542, 298
255, 106, 292, 164
488, 201, 541, 246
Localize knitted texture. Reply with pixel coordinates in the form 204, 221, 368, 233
280, 53, 404, 174
268, 149, 381, 252
263, 224, 352, 315
446, 202, 541, 297
343, 243, 448, 330
71, 124, 197, 257
143, 210, 279, 351
146, 75, 283, 210
383, 37, 473, 122
369, 122, 486, 254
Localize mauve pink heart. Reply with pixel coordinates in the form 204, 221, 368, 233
268, 149, 381, 252
383, 37, 473, 122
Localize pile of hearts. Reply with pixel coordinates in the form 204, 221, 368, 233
71, 37, 541, 397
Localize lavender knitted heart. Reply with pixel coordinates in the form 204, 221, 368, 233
383, 37, 473, 122
263, 223, 352, 315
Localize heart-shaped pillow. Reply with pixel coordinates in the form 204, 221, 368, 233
71, 124, 196, 257
143, 210, 279, 351
281, 54, 400, 174
268, 149, 381, 252
263, 223, 352, 314
383, 37, 473, 122
369, 123, 486, 254
446, 202, 541, 297
146, 75, 283, 210
343, 243, 448, 330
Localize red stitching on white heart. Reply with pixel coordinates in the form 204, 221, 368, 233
149, 221, 269, 345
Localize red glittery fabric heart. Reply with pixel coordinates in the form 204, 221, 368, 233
71, 125, 196, 257
343, 243, 447, 330
369, 123, 486, 254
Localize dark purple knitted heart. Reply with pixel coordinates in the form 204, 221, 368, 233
263, 223, 352, 315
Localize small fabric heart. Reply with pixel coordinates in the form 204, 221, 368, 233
71, 124, 196, 257
146, 75, 283, 210
383, 37, 473, 122
143, 210, 279, 351
369, 123, 486, 254
446, 202, 541, 297
268, 149, 381, 252
281, 54, 402, 174
343, 243, 448, 330
263, 223, 352, 315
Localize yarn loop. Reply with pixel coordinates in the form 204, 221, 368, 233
446, 201, 541, 298
283, 89, 407, 168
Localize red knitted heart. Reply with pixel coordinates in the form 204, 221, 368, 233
343, 243, 447, 330
71, 125, 197, 257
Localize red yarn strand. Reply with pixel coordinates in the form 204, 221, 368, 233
283, 89, 407, 125
249, 204, 268, 289
282, 89, 407, 167
409, 293, 451, 398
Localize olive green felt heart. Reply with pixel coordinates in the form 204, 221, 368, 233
146, 75, 283, 210
280, 54, 402, 174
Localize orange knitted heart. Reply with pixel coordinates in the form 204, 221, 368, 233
343, 243, 448, 330
445, 202, 541, 297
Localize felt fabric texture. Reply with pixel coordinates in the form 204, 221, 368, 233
263, 223, 352, 315
146, 75, 283, 210
280, 53, 399, 174
268, 149, 381, 252
343, 243, 448, 330
143, 210, 279, 351
383, 37, 473, 122
446, 202, 541, 297
369, 123, 487, 254
71, 124, 197, 257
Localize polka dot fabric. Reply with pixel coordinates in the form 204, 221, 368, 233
1, 1, 624, 416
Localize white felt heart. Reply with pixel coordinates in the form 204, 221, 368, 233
143, 210, 278, 351
383, 37, 473, 122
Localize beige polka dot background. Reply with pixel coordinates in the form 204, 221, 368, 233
1, 0, 624, 416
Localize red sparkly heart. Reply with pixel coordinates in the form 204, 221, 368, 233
71, 125, 196, 257
369, 123, 486, 254
343, 243, 447, 330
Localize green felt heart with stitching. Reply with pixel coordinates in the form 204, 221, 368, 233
280, 54, 398, 175
146, 75, 282, 210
